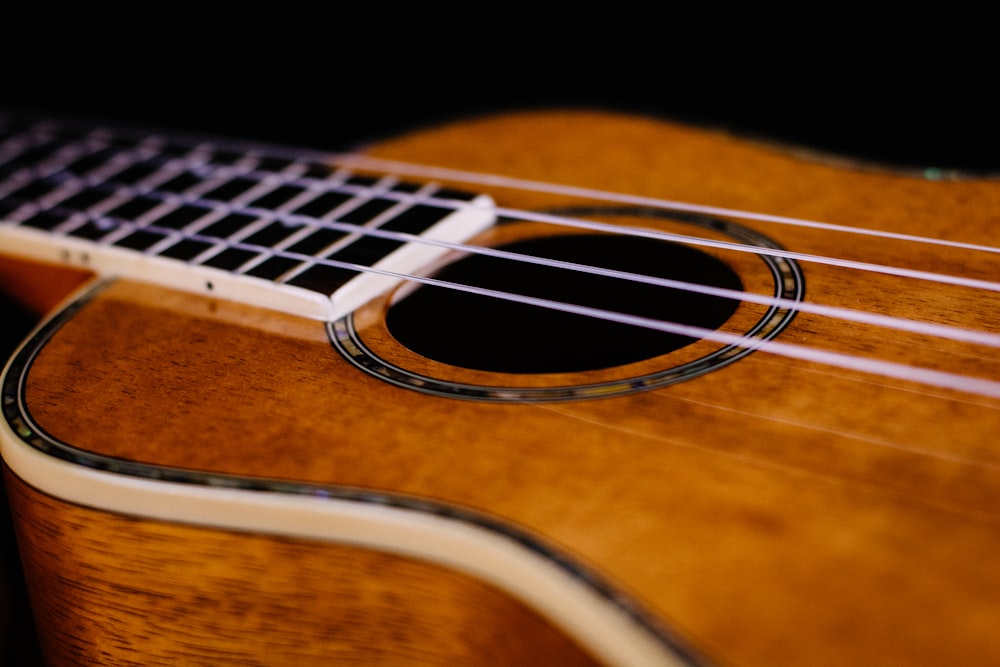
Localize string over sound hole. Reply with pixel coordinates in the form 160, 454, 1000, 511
385, 234, 743, 374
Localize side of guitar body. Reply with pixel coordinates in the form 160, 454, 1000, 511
3, 111, 1000, 666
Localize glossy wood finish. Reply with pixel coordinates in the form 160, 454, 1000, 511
0, 256, 93, 317
4, 469, 597, 666
4, 111, 1000, 665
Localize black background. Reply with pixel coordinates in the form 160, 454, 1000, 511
0, 5, 996, 664
2, 6, 997, 171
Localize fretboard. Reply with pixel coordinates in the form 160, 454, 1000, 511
0, 114, 494, 320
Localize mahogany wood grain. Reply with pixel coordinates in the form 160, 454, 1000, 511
4, 468, 598, 666
4, 111, 1000, 665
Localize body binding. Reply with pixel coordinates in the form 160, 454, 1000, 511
2, 110, 1000, 666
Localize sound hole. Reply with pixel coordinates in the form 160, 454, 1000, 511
386, 234, 743, 374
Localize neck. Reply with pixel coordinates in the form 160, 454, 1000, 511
0, 114, 494, 320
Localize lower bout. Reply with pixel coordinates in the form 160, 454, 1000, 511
3, 467, 600, 666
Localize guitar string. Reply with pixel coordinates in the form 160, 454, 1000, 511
243, 175, 1000, 298
77, 144, 994, 299
6, 141, 1000, 365
6, 129, 1000, 353
26, 197, 997, 357
485, 202, 1000, 294
225, 205, 1000, 351
3, 125, 1000, 398
10, 118, 1000, 257
223, 161, 1000, 397
298, 253, 1000, 401
8, 150, 993, 355
35, 180, 987, 398
335, 155, 1000, 256
12, 113, 1000, 258
8, 123, 1000, 296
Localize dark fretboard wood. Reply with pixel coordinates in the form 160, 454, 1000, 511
0, 115, 494, 320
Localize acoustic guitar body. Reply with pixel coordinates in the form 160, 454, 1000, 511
1, 111, 999, 666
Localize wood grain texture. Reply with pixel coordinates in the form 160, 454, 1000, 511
5, 111, 1000, 665
4, 468, 599, 666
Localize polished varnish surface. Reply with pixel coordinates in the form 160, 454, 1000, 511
4, 111, 1000, 665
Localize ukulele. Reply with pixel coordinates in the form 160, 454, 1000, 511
1, 109, 998, 666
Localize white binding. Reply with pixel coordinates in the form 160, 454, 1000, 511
0, 192, 496, 322
0, 422, 685, 666
0, 293, 689, 667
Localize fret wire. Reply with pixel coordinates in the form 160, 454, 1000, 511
298, 225, 1000, 350
92, 138, 1000, 299
186, 242, 227, 265
221, 221, 1000, 351
6, 153, 1000, 353
307, 191, 1000, 297
236, 251, 273, 275
220, 238, 1000, 399
343, 259, 1000, 399
6, 134, 1000, 306
0, 127, 60, 165
261, 184, 1000, 298
14, 137, 88, 179
4, 114, 1000, 366
284, 226, 355, 261
178, 166, 260, 203
26, 183, 985, 356
338, 155, 1000, 257
252, 176, 407, 284
222, 215, 271, 244
144, 231, 195, 258
271, 220, 323, 253
271, 182, 323, 214
228, 166, 304, 206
